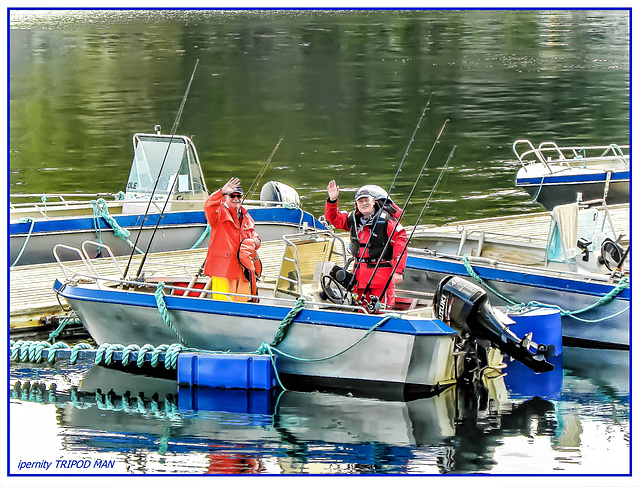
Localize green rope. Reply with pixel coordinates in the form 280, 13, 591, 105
283, 203, 307, 231
270, 297, 306, 347
121, 344, 140, 366
531, 175, 546, 203
462, 255, 520, 306
154, 282, 187, 345
11, 217, 35, 267
258, 313, 397, 363
91, 198, 143, 253
46, 342, 70, 365
70, 343, 94, 364
462, 254, 630, 323
190, 224, 210, 249
137, 344, 156, 367
9, 339, 187, 370
47, 312, 82, 343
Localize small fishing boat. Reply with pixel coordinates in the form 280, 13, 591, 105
399, 202, 630, 349
52, 230, 554, 397
512, 139, 629, 209
10, 127, 324, 266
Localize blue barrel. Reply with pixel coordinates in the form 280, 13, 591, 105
503, 354, 563, 399
507, 307, 563, 356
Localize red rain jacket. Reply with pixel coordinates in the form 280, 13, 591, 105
324, 198, 407, 307
203, 189, 261, 280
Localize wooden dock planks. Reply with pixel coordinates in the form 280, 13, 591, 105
10, 240, 287, 324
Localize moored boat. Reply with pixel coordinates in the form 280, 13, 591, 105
52, 230, 554, 397
512, 139, 629, 209
10, 127, 324, 266
399, 202, 630, 349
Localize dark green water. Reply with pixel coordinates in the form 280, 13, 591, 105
9, 9, 629, 224
7, 9, 631, 477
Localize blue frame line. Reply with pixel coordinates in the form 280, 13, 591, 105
53, 279, 456, 337
406, 255, 631, 301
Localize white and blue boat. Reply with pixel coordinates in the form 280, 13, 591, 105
51, 230, 554, 397
400, 202, 630, 349
513, 139, 629, 209
10, 127, 324, 266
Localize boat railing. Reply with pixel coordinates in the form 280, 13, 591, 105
412, 247, 616, 283
53, 244, 99, 285
276, 229, 349, 300
450, 228, 547, 256
513, 139, 630, 172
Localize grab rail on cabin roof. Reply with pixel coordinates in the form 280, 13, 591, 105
513, 139, 630, 173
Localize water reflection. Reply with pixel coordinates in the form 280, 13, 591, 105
9, 9, 629, 224
8, 347, 630, 475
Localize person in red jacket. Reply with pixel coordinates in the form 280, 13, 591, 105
324, 180, 407, 310
204, 177, 261, 302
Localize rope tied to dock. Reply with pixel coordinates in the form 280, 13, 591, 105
155, 282, 187, 345
9, 340, 186, 370
47, 311, 82, 343
91, 198, 143, 253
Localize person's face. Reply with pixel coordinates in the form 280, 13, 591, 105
226, 192, 242, 209
356, 196, 375, 217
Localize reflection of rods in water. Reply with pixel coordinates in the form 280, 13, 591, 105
11, 380, 179, 418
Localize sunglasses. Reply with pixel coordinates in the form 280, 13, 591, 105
229, 193, 242, 200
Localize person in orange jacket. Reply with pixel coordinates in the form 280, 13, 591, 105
324, 180, 407, 309
204, 177, 262, 302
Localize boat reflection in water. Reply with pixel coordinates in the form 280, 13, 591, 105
10, 361, 602, 475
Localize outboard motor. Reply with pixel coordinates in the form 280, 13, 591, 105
433, 275, 554, 374
260, 181, 301, 206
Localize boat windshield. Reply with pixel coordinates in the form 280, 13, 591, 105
126, 135, 202, 196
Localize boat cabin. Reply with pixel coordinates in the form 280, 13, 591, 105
123, 126, 209, 213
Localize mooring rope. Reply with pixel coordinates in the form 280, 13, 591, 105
91, 198, 143, 253
190, 224, 211, 249
47, 312, 82, 343
270, 297, 306, 347
11, 217, 35, 267
154, 282, 187, 345
462, 254, 629, 323
9, 340, 186, 370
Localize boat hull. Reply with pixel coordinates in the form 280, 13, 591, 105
54, 279, 459, 394
515, 169, 629, 209
400, 252, 630, 348
11, 207, 325, 266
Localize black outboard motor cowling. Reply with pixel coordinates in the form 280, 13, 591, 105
433, 276, 554, 373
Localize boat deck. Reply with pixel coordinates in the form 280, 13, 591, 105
9, 240, 287, 328
406, 203, 629, 246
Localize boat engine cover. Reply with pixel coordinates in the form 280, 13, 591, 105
433, 275, 554, 374
260, 181, 301, 206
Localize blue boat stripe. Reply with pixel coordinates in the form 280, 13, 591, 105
11, 207, 325, 236
53, 279, 456, 336
406, 255, 630, 300
516, 171, 629, 186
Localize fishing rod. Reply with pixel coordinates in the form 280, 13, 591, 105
365, 145, 456, 314
356, 119, 449, 302
121, 59, 200, 281
241, 137, 283, 204
341, 95, 432, 293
